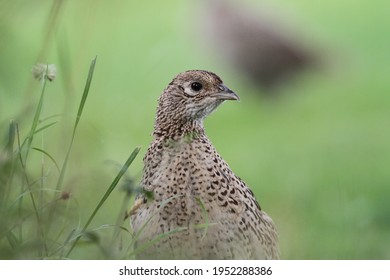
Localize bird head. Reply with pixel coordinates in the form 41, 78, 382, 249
154, 70, 239, 138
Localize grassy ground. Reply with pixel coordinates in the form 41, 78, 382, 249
0, 0, 389, 259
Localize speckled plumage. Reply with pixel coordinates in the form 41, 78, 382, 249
130, 70, 279, 259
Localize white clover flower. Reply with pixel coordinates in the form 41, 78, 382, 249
32, 63, 57, 82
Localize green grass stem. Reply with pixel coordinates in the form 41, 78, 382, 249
55, 56, 97, 192
24, 65, 49, 163
65, 146, 140, 258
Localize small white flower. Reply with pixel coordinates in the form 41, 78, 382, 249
32, 63, 57, 82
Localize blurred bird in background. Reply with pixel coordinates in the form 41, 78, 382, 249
198, 0, 318, 92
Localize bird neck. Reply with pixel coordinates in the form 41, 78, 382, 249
153, 119, 205, 141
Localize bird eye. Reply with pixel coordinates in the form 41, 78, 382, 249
191, 82, 203, 92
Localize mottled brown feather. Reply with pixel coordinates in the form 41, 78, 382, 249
130, 70, 279, 259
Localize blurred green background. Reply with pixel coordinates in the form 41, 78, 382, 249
1, 0, 389, 259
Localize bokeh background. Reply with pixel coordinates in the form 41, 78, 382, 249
1, 0, 389, 259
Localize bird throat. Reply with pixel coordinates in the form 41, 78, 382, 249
161, 130, 202, 148
154, 118, 205, 141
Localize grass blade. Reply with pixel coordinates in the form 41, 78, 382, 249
195, 197, 210, 240
31, 147, 60, 172
55, 56, 97, 191
0, 121, 17, 222
5, 120, 17, 157
33, 121, 58, 135
65, 146, 141, 258
74, 57, 97, 132
24, 65, 49, 162
128, 226, 187, 258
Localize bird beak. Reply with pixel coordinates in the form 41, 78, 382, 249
214, 84, 240, 101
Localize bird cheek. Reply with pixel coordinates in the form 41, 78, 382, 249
185, 103, 199, 119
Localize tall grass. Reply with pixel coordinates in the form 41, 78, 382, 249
2, 0, 390, 260
0, 58, 140, 259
